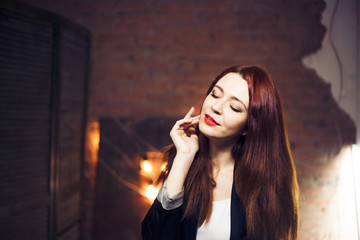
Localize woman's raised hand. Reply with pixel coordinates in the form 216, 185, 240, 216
170, 107, 200, 157
166, 107, 200, 197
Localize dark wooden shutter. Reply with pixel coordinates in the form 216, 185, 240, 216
0, 5, 54, 240
0, 1, 89, 239
56, 26, 89, 240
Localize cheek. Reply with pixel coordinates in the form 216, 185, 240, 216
200, 97, 211, 112
225, 114, 248, 132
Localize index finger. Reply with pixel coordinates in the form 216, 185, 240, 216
184, 106, 195, 119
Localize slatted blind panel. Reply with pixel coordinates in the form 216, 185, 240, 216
0, 2, 89, 239
56, 27, 88, 237
0, 7, 53, 240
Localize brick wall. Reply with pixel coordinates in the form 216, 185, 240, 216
18, 0, 357, 239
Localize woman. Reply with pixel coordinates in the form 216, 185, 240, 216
141, 65, 299, 240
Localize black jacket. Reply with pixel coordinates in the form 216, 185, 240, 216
141, 179, 247, 240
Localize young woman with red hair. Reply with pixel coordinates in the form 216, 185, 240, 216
142, 65, 299, 240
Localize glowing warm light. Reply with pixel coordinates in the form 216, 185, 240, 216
139, 151, 164, 203
351, 144, 360, 238
91, 132, 100, 150
144, 184, 159, 202
160, 162, 167, 172
332, 145, 359, 238
86, 120, 100, 167
141, 160, 152, 173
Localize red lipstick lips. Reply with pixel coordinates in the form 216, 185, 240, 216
204, 114, 219, 126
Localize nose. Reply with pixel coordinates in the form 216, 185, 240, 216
211, 99, 223, 115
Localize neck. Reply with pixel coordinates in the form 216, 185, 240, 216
209, 138, 235, 170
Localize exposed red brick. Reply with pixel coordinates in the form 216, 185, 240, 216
19, 0, 357, 239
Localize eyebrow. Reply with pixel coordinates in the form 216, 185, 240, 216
213, 85, 248, 110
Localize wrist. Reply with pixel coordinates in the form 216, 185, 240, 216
173, 153, 195, 167
166, 157, 192, 197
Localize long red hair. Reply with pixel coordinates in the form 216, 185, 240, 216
159, 65, 299, 240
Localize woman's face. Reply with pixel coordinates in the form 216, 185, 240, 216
199, 72, 249, 142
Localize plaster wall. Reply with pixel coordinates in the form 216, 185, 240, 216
303, 0, 360, 143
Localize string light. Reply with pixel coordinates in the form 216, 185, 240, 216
160, 162, 167, 172
139, 153, 166, 203
95, 117, 167, 206
144, 184, 160, 202
141, 160, 152, 174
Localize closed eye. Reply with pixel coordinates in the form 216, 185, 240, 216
211, 93, 219, 99
231, 106, 241, 112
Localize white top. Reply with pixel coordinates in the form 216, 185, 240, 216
196, 198, 231, 240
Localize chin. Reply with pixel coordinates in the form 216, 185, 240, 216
198, 124, 218, 139
198, 121, 210, 135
